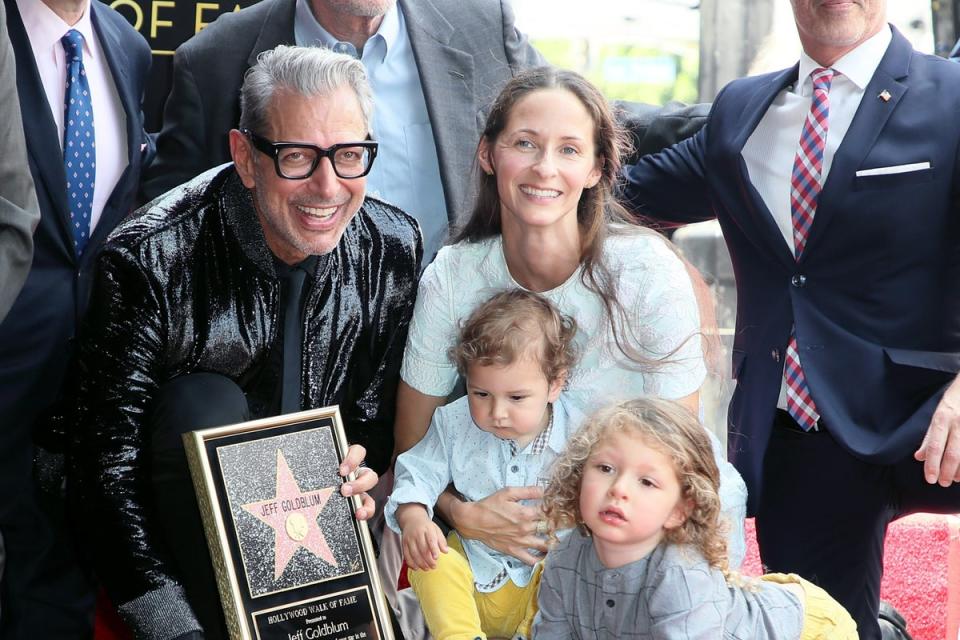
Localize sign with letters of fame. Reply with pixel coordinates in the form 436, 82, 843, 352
184, 407, 394, 640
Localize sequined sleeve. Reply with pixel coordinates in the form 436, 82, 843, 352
71, 245, 201, 636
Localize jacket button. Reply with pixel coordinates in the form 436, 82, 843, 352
771, 349, 780, 362
791, 274, 807, 287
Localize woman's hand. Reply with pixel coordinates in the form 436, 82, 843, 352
444, 486, 547, 565
339, 444, 378, 521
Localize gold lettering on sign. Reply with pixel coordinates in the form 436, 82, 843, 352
150, 0, 175, 39
194, 2, 220, 33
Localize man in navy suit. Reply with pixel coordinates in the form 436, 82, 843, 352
0, 0, 151, 636
622, 1, 960, 638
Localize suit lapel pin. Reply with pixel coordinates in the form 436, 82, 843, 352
878, 89, 892, 102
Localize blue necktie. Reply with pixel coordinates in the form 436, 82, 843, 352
61, 29, 95, 256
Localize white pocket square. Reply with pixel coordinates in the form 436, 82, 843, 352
855, 162, 931, 177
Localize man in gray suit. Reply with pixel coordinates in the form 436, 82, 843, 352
0, 2, 37, 618
141, 0, 706, 263
0, 1, 39, 325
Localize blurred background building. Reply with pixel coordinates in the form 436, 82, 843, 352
511, 0, 936, 102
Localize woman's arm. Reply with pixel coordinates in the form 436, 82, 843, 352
393, 381, 446, 457
677, 390, 700, 416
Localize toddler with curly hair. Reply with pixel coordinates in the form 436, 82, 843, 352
534, 397, 857, 639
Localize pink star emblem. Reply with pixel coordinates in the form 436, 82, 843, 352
241, 450, 338, 580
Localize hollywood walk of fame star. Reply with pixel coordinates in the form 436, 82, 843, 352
241, 450, 338, 580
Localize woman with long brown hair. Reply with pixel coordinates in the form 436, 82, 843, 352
393, 66, 747, 568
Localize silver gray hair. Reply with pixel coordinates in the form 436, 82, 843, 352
239, 45, 374, 136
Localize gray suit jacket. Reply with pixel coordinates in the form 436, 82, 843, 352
141, 0, 544, 222
0, 2, 39, 324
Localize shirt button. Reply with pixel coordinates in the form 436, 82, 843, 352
510, 465, 519, 473
791, 274, 807, 287
333, 41, 359, 58
606, 599, 615, 608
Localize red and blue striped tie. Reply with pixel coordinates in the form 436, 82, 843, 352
784, 67, 834, 431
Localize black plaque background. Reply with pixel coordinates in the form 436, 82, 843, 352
195, 414, 387, 640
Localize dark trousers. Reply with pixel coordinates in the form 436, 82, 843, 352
0, 392, 94, 640
756, 410, 960, 640
0, 456, 94, 640
149, 373, 250, 640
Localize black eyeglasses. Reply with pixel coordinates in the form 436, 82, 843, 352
242, 129, 378, 180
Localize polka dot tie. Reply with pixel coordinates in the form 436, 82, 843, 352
61, 29, 95, 257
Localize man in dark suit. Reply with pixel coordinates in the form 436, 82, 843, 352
621, 1, 960, 638
0, 0, 151, 636
0, 2, 39, 326
140, 0, 707, 264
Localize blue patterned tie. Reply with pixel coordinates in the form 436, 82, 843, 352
61, 29, 95, 256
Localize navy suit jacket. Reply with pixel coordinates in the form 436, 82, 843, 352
623, 28, 960, 514
0, 0, 151, 449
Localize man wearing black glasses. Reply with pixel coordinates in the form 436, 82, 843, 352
67, 45, 421, 640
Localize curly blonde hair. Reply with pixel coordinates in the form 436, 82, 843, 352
542, 397, 730, 572
449, 289, 579, 385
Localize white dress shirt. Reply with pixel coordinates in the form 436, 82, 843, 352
16, 0, 127, 236
294, 0, 448, 264
742, 26, 891, 250
741, 25, 892, 410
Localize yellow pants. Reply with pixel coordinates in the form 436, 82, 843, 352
761, 573, 859, 639
407, 532, 542, 640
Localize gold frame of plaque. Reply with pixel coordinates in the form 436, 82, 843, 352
184, 406, 395, 640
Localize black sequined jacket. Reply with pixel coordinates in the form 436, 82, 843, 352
68, 166, 422, 637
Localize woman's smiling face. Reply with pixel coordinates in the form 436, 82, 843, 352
478, 88, 601, 238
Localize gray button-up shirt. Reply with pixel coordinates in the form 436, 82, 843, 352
533, 531, 803, 639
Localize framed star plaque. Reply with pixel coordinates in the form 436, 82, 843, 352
184, 406, 394, 640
